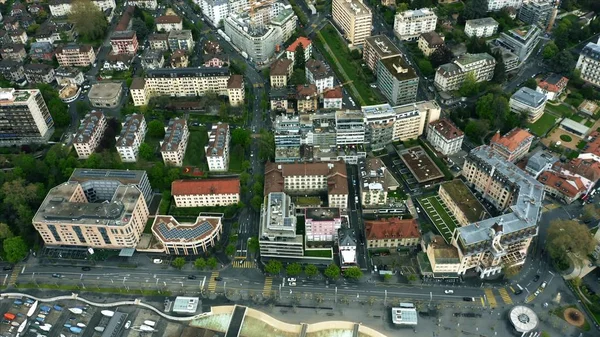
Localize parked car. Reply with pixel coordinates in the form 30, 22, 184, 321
444, 290, 454, 294
214, 277, 223, 281
533, 275, 540, 282
52, 274, 61, 278
124, 320, 131, 329
462, 297, 475, 302
187, 275, 197, 280
81, 267, 91, 271
153, 259, 163, 264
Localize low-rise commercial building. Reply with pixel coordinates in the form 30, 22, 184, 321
171, 178, 240, 207
526, 151, 557, 178
365, 218, 420, 248
464, 17, 499, 38
376, 55, 419, 106
536, 73, 568, 101
426, 118, 464, 156
305, 207, 342, 241
418, 31, 445, 57
420, 233, 461, 278
338, 227, 357, 269
391, 305, 418, 326
305, 59, 334, 93
332, 0, 373, 46
259, 192, 304, 258
55, 44, 96, 67
434, 53, 496, 92
0, 88, 54, 145
363, 35, 402, 73
88, 82, 123, 108
490, 128, 534, 163
400, 146, 445, 183
205, 123, 230, 172
576, 38, 600, 88
439, 180, 488, 226
160, 118, 189, 167
509, 87, 547, 123
116, 114, 147, 162
152, 214, 223, 255
393, 8, 437, 41
73, 111, 107, 159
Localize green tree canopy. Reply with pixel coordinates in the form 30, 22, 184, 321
550, 50, 576, 76
286, 262, 302, 276
231, 128, 252, 148
248, 237, 260, 253
68, 0, 108, 41
290, 68, 307, 85
546, 219, 595, 266
3, 236, 28, 263
304, 264, 319, 277
324, 263, 340, 280
463, 0, 488, 20
417, 59, 434, 76
542, 41, 559, 59
459, 72, 479, 97
172, 257, 186, 269
265, 259, 282, 274
343, 266, 363, 280
147, 120, 166, 138
138, 143, 154, 161
207, 257, 218, 269
194, 257, 206, 269
225, 243, 236, 256
294, 43, 306, 70
0, 223, 14, 239
524, 78, 537, 90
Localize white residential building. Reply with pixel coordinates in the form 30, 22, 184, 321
576, 38, 600, 88
486, 0, 523, 11
115, 114, 147, 162
0, 88, 55, 146
205, 123, 230, 172
259, 192, 304, 258
427, 118, 464, 156
92, 0, 116, 12
198, 0, 229, 27
332, 0, 373, 46
73, 111, 107, 159
335, 110, 365, 145
509, 87, 547, 123
156, 15, 183, 32
359, 158, 399, 207
465, 17, 499, 38
172, 178, 240, 207
49, 0, 73, 17
393, 8, 437, 41
305, 59, 334, 93
127, 0, 158, 10
160, 118, 189, 167
434, 53, 496, 92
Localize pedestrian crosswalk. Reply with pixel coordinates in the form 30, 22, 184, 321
525, 293, 536, 303
8, 267, 19, 286
232, 260, 255, 269
262, 277, 273, 297
498, 288, 513, 305
484, 288, 497, 308
207, 271, 219, 293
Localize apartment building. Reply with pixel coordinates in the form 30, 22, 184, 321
55, 67, 84, 86
438, 180, 488, 227
335, 110, 365, 145
173, 49, 191, 68
33, 182, 149, 249
518, 0, 554, 29
420, 233, 461, 277
376, 55, 419, 106
0, 88, 54, 145
110, 30, 139, 55
55, 44, 96, 67
24, 64, 55, 84
93, 0, 117, 12
152, 214, 223, 255
73, 111, 107, 159
363, 35, 402, 72
509, 87, 547, 123
305, 59, 334, 93
0, 61, 24, 83
198, 0, 229, 27
160, 118, 189, 167
455, 145, 543, 278
464, 17, 499, 38
490, 128, 534, 162
0, 44, 27, 62
418, 31, 445, 57
168, 30, 194, 51
360, 158, 399, 207
130, 68, 235, 106
156, 15, 183, 32
434, 53, 496, 92
127, 0, 158, 10
259, 192, 304, 258
274, 115, 301, 151
296, 84, 319, 113
338, 227, 358, 269
487, 0, 524, 11
68, 168, 153, 205
497, 25, 541, 63
224, 9, 296, 63
285, 36, 312, 65
264, 161, 349, 209
393, 8, 437, 41
89, 82, 123, 108
116, 114, 147, 163
149, 33, 169, 50
323, 87, 343, 109
576, 38, 600, 88
227, 75, 245, 106
526, 151, 557, 178
270, 58, 293, 88
172, 178, 240, 207
538, 171, 585, 204
332, 0, 373, 46
305, 208, 342, 241
141, 49, 165, 70
49, 0, 73, 17
205, 123, 230, 172
536, 73, 568, 101
426, 118, 464, 156
365, 218, 420, 248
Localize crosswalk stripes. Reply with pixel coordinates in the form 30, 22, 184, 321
262, 277, 273, 297
484, 288, 497, 308
207, 272, 219, 292
8, 267, 19, 285
498, 288, 513, 305
525, 293, 536, 303
232, 260, 255, 269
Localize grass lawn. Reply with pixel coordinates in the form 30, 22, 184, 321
228, 144, 245, 173
545, 103, 574, 117
143, 218, 154, 234
570, 114, 584, 123
304, 249, 332, 258
183, 128, 208, 168
585, 120, 594, 127
527, 113, 558, 136
417, 196, 458, 243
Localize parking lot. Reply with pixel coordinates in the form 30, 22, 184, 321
417, 195, 459, 243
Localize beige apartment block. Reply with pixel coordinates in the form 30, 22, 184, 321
332, 0, 373, 46
55, 44, 96, 67
420, 233, 461, 277
227, 74, 245, 107
365, 218, 420, 249
73, 111, 107, 159
205, 123, 230, 172
160, 118, 189, 167
172, 178, 240, 207
438, 180, 488, 226
270, 58, 293, 88
116, 114, 147, 162
33, 182, 149, 249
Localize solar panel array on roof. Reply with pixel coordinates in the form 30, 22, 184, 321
74, 170, 139, 179
157, 221, 214, 241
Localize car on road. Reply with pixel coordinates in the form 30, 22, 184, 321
534, 290, 540, 296
153, 259, 163, 264
3, 265, 13, 271
287, 278, 296, 282
533, 275, 540, 282
187, 275, 197, 280
541, 281, 547, 288
444, 290, 454, 294
81, 267, 91, 271
462, 297, 475, 301
514, 289, 523, 295
214, 277, 223, 281
124, 320, 131, 329
52, 273, 61, 278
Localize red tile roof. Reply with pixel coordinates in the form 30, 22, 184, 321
286, 37, 311, 52
263, 162, 348, 195
584, 131, 600, 156
490, 128, 533, 152
172, 178, 240, 196
156, 15, 182, 24
538, 171, 585, 198
429, 118, 463, 140
323, 87, 342, 99
365, 218, 420, 240
227, 74, 243, 89
553, 158, 600, 183
537, 74, 568, 93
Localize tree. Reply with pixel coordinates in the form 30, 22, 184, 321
417, 59, 434, 76
286, 262, 302, 276
524, 78, 537, 90
550, 50, 576, 76
571, 276, 582, 288
294, 43, 306, 70
207, 257, 218, 269
553, 23, 570, 50
194, 257, 206, 269
138, 143, 154, 161
0, 223, 14, 239
466, 37, 490, 54
225, 243, 236, 256
304, 264, 319, 277
503, 264, 520, 279
324, 263, 340, 280
582, 204, 600, 221
476, 93, 495, 120
396, 3, 408, 12
459, 72, 479, 97
265, 259, 282, 274
492, 51, 506, 83
68, 0, 108, 41
407, 274, 418, 282
172, 257, 186, 269
250, 195, 263, 211
258, 130, 275, 161
542, 41, 559, 59
290, 68, 307, 85
248, 237, 260, 254
3, 236, 28, 263
429, 45, 453, 68
231, 128, 252, 149
147, 120, 166, 138
343, 266, 363, 280
383, 274, 393, 282
465, 120, 489, 143
132, 18, 150, 41
463, 0, 488, 20
546, 219, 595, 267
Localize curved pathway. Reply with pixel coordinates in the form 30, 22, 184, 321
0, 292, 211, 322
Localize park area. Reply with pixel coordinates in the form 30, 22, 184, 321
527, 112, 558, 137
417, 195, 459, 243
